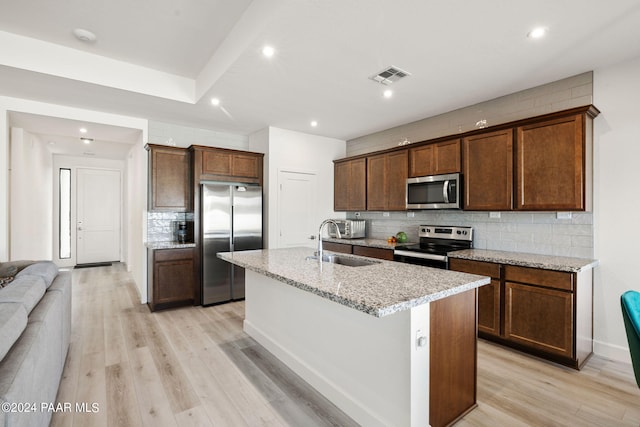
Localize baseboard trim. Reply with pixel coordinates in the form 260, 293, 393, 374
594, 339, 632, 364
74, 262, 112, 269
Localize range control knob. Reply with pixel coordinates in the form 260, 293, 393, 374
456, 230, 461, 234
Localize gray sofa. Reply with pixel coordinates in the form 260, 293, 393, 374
0, 262, 71, 427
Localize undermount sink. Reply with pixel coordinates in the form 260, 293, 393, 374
306, 254, 380, 267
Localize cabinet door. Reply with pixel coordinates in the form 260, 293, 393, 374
149, 146, 190, 211
232, 153, 261, 180
349, 158, 367, 211
366, 154, 387, 211
504, 282, 573, 358
478, 279, 501, 336
334, 159, 366, 211
409, 144, 434, 177
202, 150, 232, 176
367, 151, 407, 211
433, 139, 461, 175
334, 161, 351, 211
387, 150, 408, 210
516, 114, 584, 210
463, 129, 513, 210
152, 249, 195, 309
449, 258, 501, 337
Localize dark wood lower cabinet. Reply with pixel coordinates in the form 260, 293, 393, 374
352, 245, 394, 260
321, 241, 353, 254
148, 247, 195, 311
430, 289, 477, 427
449, 258, 593, 369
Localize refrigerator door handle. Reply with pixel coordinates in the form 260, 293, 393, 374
230, 205, 235, 250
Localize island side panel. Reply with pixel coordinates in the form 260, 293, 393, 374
243, 270, 430, 427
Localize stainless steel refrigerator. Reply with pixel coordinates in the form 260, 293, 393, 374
201, 183, 262, 305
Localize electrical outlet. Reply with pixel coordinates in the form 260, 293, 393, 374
489, 212, 501, 219
407, 211, 415, 218
354, 212, 360, 217
383, 212, 390, 217
557, 212, 572, 220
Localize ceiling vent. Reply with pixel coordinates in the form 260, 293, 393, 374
369, 66, 411, 85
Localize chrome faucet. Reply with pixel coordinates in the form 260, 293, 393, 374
317, 219, 341, 262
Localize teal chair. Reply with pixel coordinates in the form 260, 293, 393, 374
621, 290, 640, 388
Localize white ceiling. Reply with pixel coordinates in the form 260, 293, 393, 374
2, 0, 640, 159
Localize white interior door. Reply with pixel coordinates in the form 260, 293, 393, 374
278, 170, 318, 248
76, 168, 121, 264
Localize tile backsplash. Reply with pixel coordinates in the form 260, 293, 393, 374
147, 212, 194, 243
347, 211, 594, 259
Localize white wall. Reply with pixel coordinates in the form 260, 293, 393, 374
593, 56, 640, 361
126, 141, 147, 302
249, 127, 346, 249
10, 128, 53, 260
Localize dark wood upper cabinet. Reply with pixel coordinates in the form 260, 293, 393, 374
516, 114, 585, 210
463, 129, 514, 211
409, 138, 461, 177
366, 150, 408, 211
334, 158, 366, 211
146, 144, 191, 212
194, 146, 263, 184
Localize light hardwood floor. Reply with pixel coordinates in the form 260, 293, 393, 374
52, 264, 640, 427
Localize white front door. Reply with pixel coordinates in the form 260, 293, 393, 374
278, 170, 318, 248
76, 168, 121, 264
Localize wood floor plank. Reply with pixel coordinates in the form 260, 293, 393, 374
128, 346, 179, 427
53, 263, 640, 427
105, 362, 143, 427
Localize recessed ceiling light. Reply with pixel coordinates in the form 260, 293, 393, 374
383, 89, 393, 98
211, 98, 220, 106
79, 127, 87, 133
262, 45, 275, 58
73, 28, 97, 43
310, 121, 318, 127
80, 137, 93, 144
527, 27, 548, 39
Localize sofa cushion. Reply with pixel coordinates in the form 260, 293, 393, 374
0, 303, 28, 360
0, 264, 17, 278
16, 261, 58, 289
0, 276, 46, 315
0, 261, 36, 275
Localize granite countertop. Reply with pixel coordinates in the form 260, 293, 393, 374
448, 249, 598, 273
218, 247, 489, 318
146, 241, 197, 250
323, 237, 411, 250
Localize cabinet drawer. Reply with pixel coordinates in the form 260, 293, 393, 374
154, 248, 193, 262
353, 246, 394, 260
449, 258, 500, 279
504, 265, 573, 291
323, 241, 352, 254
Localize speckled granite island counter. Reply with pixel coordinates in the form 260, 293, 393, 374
219, 247, 490, 427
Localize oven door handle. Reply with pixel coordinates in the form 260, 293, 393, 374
394, 250, 447, 262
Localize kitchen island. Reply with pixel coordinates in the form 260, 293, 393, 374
218, 247, 490, 427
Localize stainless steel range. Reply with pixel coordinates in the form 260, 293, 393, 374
393, 225, 473, 269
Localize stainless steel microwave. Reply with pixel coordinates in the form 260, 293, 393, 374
406, 173, 461, 210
